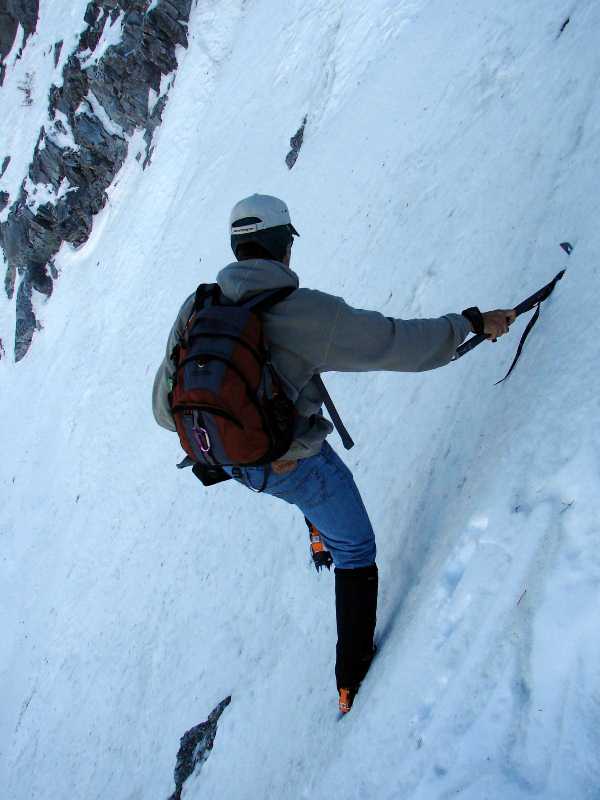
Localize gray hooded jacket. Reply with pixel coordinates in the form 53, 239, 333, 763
152, 259, 472, 460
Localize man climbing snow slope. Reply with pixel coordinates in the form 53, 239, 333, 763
153, 194, 515, 714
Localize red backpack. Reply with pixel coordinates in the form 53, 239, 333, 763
169, 283, 296, 478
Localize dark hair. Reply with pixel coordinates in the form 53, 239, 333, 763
235, 241, 273, 261
231, 223, 293, 263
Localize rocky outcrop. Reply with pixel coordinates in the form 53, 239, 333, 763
0, 0, 40, 84
286, 116, 307, 170
168, 696, 232, 800
0, 157, 9, 211
53, 39, 62, 68
0, 0, 194, 360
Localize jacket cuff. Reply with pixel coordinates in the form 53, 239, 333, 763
461, 306, 484, 336
445, 312, 474, 346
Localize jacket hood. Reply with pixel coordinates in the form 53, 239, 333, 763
216, 259, 299, 303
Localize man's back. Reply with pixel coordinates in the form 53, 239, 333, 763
153, 258, 470, 459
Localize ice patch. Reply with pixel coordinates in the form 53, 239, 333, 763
23, 175, 55, 211
159, 71, 173, 98
23, 175, 75, 213
149, 72, 174, 115
148, 87, 159, 115
442, 540, 477, 595
46, 110, 80, 151
469, 514, 489, 531
56, 177, 75, 201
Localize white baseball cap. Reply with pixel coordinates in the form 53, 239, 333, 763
229, 194, 299, 237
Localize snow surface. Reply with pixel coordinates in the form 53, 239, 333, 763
2, 1, 600, 799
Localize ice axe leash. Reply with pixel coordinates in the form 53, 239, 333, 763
453, 245, 570, 381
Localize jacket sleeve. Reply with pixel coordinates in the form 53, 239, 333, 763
152, 293, 195, 431
320, 297, 473, 373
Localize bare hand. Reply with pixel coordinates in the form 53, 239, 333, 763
482, 309, 516, 341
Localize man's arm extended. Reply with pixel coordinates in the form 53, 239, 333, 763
318, 298, 515, 373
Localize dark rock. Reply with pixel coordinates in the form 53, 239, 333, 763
0, 10, 18, 63
72, 111, 127, 160
9, 0, 39, 40
1, 205, 30, 297
2, 0, 195, 360
56, 188, 105, 245
53, 39, 62, 67
1, 222, 14, 297
29, 259, 53, 295
15, 277, 36, 362
148, 3, 188, 49
48, 55, 89, 119
0, 0, 40, 61
79, 1, 126, 54
29, 135, 63, 190
1, 155, 11, 178
143, 91, 168, 168
5, 196, 60, 270
168, 696, 232, 800
286, 115, 307, 170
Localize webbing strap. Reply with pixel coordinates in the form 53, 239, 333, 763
246, 287, 354, 449
494, 302, 541, 384
313, 375, 355, 450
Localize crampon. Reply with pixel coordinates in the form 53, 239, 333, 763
305, 517, 333, 571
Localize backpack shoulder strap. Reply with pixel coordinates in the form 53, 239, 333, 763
243, 286, 296, 313
194, 282, 221, 311
177, 284, 221, 353
196, 284, 294, 312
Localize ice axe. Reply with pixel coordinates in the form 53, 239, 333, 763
453, 244, 570, 382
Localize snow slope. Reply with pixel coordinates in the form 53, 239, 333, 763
2, 1, 600, 798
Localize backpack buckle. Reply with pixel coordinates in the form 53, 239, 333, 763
194, 428, 210, 453
192, 412, 211, 453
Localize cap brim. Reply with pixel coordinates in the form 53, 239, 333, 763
290, 224, 300, 237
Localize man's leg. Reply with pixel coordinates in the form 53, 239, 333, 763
231, 441, 377, 710
335, 564, 378, 711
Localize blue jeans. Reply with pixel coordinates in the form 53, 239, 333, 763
225, 441, 376, 569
